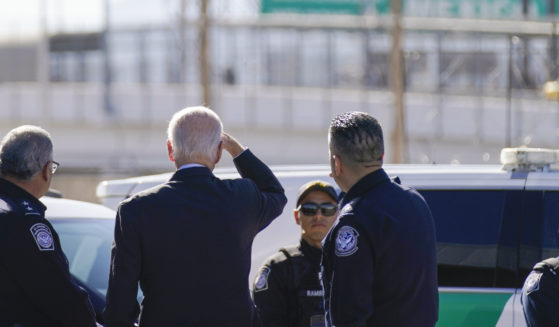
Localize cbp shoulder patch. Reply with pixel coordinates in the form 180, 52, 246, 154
524, 271, 542, 295
254, 267, 271, 292
335, 225, 359, 257
29, 223, 55, 251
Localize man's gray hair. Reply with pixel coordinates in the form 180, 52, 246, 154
0, 125, 53, 180
329, 111, 384, 168
167, 106, 223, 165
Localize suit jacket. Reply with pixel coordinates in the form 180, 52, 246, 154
104, 150, 287, 327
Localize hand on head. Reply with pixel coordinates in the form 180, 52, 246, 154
221, 132, 246, 158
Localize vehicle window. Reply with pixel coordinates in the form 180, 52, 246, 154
52, 218, 144, 303
51, 219, 114, 296
542, 191, 559, 259
419, 190, 521, 288
517, 191, 559, 284
518, 191, 544, 286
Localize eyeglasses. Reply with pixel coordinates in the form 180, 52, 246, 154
297, 202, 338, 217
50, 160, 60, 174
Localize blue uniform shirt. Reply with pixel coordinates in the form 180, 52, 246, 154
521, 257, 559, 327
321, 169, 438, 327
0, 178, 96, 327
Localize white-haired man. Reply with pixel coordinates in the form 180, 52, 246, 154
104, 106, 287, 327
0, 125, 97, 326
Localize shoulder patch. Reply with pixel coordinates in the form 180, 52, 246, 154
335, 225, 359, 257
29, 223, 55, 251
254, 267, 271, 292
524, 271, 542, 295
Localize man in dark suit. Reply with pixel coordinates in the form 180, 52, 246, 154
104, 106, 287, 327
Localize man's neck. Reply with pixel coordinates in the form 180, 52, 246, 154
1, 175, 42, 199
175, 160, 213, 171
342, 166, 381, 193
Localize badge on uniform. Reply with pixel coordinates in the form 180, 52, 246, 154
254, 267, 271, 292
524, 271, 542, 295
29, 223, 55, 251
339, 203, 354, 217
335, 225, 359, 257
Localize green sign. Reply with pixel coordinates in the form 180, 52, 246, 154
262, 0, 559, 19
437, 292, 512, 327
261, 0, 364, 15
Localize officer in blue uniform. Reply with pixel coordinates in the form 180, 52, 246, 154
521, 257, 559, 327
253, 181, 339, 327
321, 112, 438, 326
0, 125, 97, 327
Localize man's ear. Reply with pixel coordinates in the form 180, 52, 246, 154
214, 141, 223, 164
333, 154, 343, 177
167, 140, 175, 162
41, 162, 50, 181
293, 209, 301, 225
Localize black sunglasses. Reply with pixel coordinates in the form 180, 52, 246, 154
297, 202, 338, 217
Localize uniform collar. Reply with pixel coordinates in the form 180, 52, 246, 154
0, 177, 47, 214
299, 238, 322, 264
341, 168, 390, 207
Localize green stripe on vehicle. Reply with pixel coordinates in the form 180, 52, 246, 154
437, 291, 512, 327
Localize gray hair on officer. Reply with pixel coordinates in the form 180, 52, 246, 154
0, 125, 54, 181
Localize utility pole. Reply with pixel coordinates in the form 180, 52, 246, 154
38, 0, 50, 122
199, 0, 211, 106
390, 0, 406, 163
179, 0, 187, 83
103, 0, 114, 114
550, 0, 558, 81
521, 0, 532, 88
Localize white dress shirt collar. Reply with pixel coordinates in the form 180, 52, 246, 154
178, 163, 206, 171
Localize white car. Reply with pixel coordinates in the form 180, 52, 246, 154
42, 196, 116, 324
96, 147, 559, 327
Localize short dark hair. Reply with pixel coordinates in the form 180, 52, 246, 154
0, 125, 53, 180
329, 111, 384, 167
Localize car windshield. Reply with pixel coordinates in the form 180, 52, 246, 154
51, 218, 114, 296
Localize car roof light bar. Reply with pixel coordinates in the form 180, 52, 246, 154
501, 147, 559, 172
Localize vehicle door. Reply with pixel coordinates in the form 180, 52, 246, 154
419, 189, 523, 327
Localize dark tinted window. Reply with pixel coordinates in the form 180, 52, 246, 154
518, 191, 559, 284
420, 190, 521, 288
542, 192, 559, 258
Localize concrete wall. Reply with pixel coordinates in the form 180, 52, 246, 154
1, 82, 557, 201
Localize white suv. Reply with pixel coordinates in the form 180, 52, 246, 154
96, 147, 559, 327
